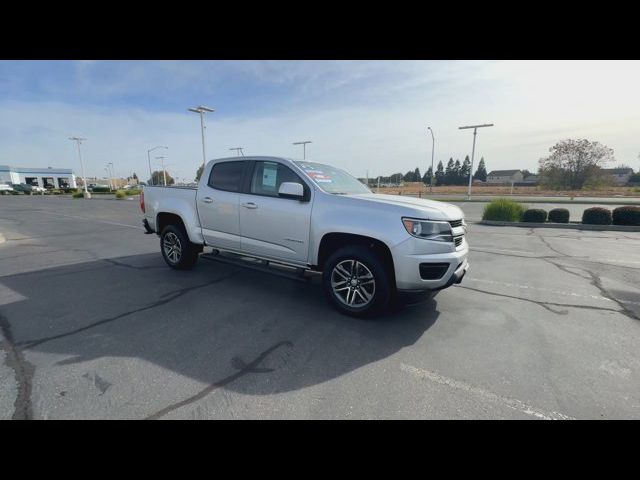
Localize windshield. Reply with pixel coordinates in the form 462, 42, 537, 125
295, 161, 371, 194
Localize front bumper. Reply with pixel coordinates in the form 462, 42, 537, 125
392, 235, 469, 292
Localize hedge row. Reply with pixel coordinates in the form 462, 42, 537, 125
483, 201, 640, 226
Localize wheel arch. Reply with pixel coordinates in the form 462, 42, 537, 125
316, 232, 396, 287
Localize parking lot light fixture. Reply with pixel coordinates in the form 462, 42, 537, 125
108, 162, 115, 190
427, 127, 435, 194
293, 141, 312, 160
458, 123, 494, 200
229, 147, 244, 157
69, 136, 90, 198
147, 146, 168, 186
188, 105, 215, 169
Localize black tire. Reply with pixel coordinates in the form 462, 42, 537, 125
322, 245, 392, 317
160, 224, 199, 270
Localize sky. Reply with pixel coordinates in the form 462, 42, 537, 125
0, 60, 639, 181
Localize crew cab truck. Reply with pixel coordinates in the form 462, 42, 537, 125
141, 156, 468, 316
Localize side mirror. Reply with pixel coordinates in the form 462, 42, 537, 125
278, 182, 304, 199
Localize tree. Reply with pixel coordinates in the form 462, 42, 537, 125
460, 156, 471, 184
132, 172, 138, 182
453, 159, 462, 184
422, 167, 433, 185
403, 170, 415, 182
435, 160, 445, 186
473, 157, 487, 182
195, 164, 204, 182
391, 172, 403, 184
414, 168, 421, 183
444, 158, 455, 185
148, 170, 174, 186
538, 139, 615, 190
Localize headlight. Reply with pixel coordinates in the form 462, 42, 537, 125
402, 217, 453, 242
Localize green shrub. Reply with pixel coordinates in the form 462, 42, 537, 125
548, 208, 570, 223
612, 206, 640, 226
582, 207, 612, 225
522, 209, 547, 223
482, 198, 526, 222
115, 190, 126, 199
72, 191, 84, 198
91, 186, 110, 193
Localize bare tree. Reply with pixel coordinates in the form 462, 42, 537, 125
538, 139, 614, 190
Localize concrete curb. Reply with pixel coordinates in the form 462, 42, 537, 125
478, 220, 640, 232
427, 197, 640, 205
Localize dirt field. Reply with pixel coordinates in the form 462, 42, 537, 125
374, 183, 640, 198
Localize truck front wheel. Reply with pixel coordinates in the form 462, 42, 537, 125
323, 246, 392, 317
160, 225, 199, 270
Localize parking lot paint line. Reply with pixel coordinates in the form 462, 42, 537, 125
471, 247, 537, 256
462, 277, 640, 307
399, 363, 574, 420
31, 211, 140, 230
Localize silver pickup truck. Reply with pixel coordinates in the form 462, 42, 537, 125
141, 156, 469, 316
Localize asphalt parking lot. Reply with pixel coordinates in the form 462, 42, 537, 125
1, 195, 639, 419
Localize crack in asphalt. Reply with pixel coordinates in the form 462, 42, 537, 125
456, 285, 623, 315
101, 258, 166, 271
536, 234, 570, 257
542, 260, 639, 321
0, 314, 35, 420
145, 340, 294, 420
17, 270, 241, 349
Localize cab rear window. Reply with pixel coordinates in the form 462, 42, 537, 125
208, 161, 245, 192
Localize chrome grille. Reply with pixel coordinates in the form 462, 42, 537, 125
449, 219, 463, 228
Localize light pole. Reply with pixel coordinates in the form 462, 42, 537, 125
156, 156, 168, 185
229, 147, 244, 157
459, 123, 494, 200
108, 162, 115, 190
188, 105, 215, 169
147, 146, 167, 186
427, 127, 435, 194
293, 141, 312, 160
104, 167, 112, 190
69, 137, 90, 198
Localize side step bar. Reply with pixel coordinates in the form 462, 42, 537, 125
200, 251, 311, 283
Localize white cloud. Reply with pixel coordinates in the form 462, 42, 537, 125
0, 60, 638, 181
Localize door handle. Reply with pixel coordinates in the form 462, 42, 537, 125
241, 202, 258, 209
202, 197, 213, 204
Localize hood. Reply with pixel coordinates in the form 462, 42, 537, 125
348, 193, 464, 221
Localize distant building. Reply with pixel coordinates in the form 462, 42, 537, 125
522, 174, 539, 185
0, 165, 77, 188
486, 170, 524, 184
602, 167, 634, 185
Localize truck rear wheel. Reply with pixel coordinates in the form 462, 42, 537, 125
160, 225, 199, 270
323, 246, 392, 317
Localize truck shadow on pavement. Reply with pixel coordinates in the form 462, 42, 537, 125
0, 252, 440, 418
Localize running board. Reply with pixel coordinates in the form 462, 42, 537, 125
200, 251, 310, 283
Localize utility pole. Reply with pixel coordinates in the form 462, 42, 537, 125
427, 127, 435, 194
459, 123, 494, 200
293, 141, 312, 160
188, 105, 215, 169
69, 137, 90, 198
